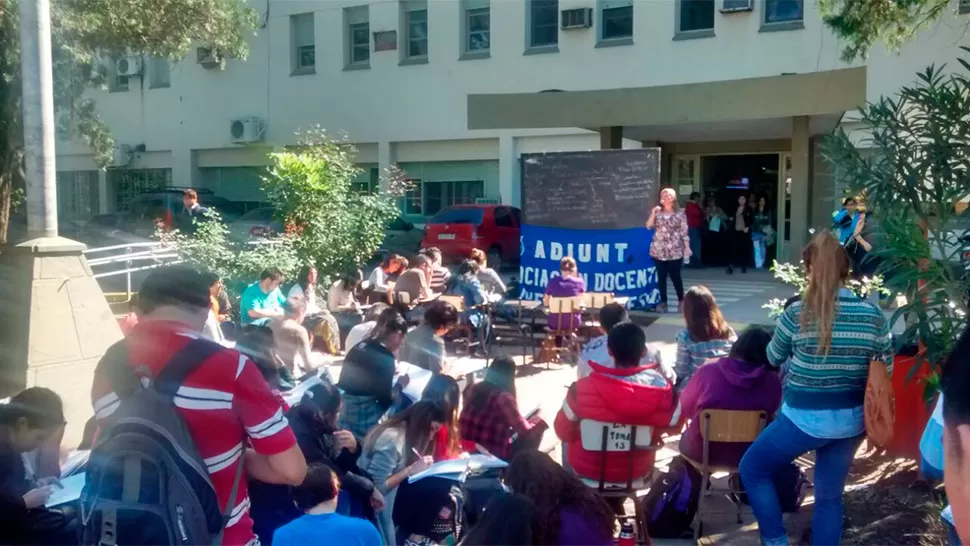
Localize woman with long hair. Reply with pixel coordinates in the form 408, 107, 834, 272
543, 257, 586, 330
647, 187, 690, 312
470, 248, 507, 295
289, 264, 321, 315
358, 401, 447, 546
459, 356, 547, 459
752, 196, 774, 269
422, 375, 461, 460
727, 194, 754, 274
505, 451, 614, 546
739, 232, 893, 546
673, 285, 736, 389
459, 493, 536, 546
368, 254, 405, 300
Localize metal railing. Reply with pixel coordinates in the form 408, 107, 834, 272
83, 242, 181, 299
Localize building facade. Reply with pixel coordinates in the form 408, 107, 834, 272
55, 0, 970, 260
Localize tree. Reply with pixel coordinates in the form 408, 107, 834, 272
261, 127, 409, 278
0, 0, 257, 244
819, 0, 961, 61
823, 50, 970, 372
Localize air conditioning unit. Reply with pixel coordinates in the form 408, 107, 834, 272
115, 56, 143, 77
196, 47, 226, 70
230, 117, 265, 144
721, 0, 754, 12
561, 8, 593, 29
109, 144, 131, 167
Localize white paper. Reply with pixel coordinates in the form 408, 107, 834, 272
395, 362, 433, 402
447, 357, 488, 379
60, 450, 90, 478
46, 472, 86, 507
408, 454, 508, 483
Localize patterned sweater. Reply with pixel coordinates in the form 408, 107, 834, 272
768, 291, 893, 410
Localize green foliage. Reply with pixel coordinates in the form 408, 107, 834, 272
260, 127, 405, 278
0, 0, 257, 243
763, 260, 887, 319
823, 50, 970, 369
157, 210, 301, 301
819, 0, 954, 61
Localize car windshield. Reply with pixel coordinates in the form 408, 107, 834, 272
429, 208, 483, 225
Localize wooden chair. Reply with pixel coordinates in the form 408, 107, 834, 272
581, 292, 615, 341
536, 296, 584, 368
683, 409, 768, 543
438, 295, 481, 356
579, 420, 658, 545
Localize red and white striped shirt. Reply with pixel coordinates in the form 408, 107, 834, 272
91, 321, 297, 546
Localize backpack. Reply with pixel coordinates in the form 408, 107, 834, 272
864, 359, 895, 449
640, 456, 702, 539
81, 338, 243, 546
728, 463, 810, 513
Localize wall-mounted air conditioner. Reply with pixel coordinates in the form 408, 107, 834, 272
197, 47, 226, 70
561, 8, 593, 29
230, 117, 265, 144
115, 56, 143, 77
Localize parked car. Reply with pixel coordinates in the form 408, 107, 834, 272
380, 216, 425, 256
421, 205, 521, 270
228, 207, 283, 241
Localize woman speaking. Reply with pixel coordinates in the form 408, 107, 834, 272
647, 188, 691, 313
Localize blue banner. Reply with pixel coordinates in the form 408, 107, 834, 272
518, 225, 660, 310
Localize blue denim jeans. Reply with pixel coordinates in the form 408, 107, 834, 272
688, 227, 703, 267
739, 413, 863, 546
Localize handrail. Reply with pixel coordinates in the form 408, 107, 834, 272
83, 242, 164, 254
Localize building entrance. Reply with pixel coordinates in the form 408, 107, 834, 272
698, 153, 781, 269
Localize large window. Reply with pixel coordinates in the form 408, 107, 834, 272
56, 171, 99, 230
345, 6, 370, 67
423, 180, 485, 216
108, 169, 171, 212
403, 180, 423, 215
529, 0, 559, 49
464, 0, 490, 54
402, 0, 428, 60
290, 13, 316, 74
678, 0, 715, 33
764, 0, 803, 24
148, 57, 170, 88
600, 0, 633, 41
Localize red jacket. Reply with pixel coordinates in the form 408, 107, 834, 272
555, 362, 680, 484
685, 201, 705, 229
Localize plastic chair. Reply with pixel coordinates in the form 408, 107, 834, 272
579, 420, 658, 545
682, 409, 767, 542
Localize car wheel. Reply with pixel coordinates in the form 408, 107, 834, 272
488, 247, 503, 271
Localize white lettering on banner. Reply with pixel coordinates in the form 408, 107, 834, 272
596, 244, 610, 263
532, 240, 633, 264
578, 244, 592, 263
616, 243, 628, 263
534, 241, 546, 259
550, 242, 563, 261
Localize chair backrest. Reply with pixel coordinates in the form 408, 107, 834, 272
698, 409, 767, 443
439, 294, 466, 313
547, 295, 583, 314
397, 290, 411, 306
583, 292, 615, 310
579, 420, 656, 452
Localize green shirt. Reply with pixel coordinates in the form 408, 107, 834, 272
240, 282, 285, 325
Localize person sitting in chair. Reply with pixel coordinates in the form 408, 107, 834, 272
554, 322, 679, 488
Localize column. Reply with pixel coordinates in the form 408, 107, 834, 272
97, 169, 109, 213
498, 135, 519, 206
789, 116, 810, 262
378, 141, 392, 192
599, 126, 623, 150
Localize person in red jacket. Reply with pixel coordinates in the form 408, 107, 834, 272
685, 192, 706, 268
555, 322, 681, 486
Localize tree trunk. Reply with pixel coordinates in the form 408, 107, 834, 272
0, 171, 10, 246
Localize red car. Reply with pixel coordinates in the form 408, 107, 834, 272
421, 205, 521, 270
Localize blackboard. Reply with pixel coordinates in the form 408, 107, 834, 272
520, 149, 660, 230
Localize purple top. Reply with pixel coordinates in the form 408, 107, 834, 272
559, 507, 612, 546
544, 275, 586, 329
678, 357, 782, 468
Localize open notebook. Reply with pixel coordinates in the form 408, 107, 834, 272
408, 453, 508, 484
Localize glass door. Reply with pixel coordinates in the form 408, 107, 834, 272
777, 153, 792, 261
673, 154, 701, 199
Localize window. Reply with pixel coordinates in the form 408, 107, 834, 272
403, 180, 423, 215
528, 0, 559, 49
960, 0, 970, 13
678, 0, 715, 33
429, 207, 484, 225
345, 6, 370, 67
494, 207, 515, 228
148, 57, 170, 88
352, 167, 379, 194
600, 0, 633, 41
464, 0, 491, 54
402, 1, 428, 61
290, 13, 315, 74
423, 180, 485, 216
764, 0, 803, 24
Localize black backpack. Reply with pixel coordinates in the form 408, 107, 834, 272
641, 456, 702, 539
81, 339, 243, 546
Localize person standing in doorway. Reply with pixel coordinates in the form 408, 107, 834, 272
685, 192, 705, 268
727, 194, 753, 275
647, 188, 691, 313
752, 196, 773, 270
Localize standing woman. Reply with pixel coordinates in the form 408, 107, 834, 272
752, 196, 773, 270
647, 188, 691, 313
728, 194, 754, 275
739, 232, 893, 546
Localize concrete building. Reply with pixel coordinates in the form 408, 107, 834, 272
55, 0, 970, 261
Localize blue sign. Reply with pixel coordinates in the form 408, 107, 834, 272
518, 224, 660, 310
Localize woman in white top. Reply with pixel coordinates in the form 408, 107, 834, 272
289, 265, 321, 315
470, 248, 506, 296
328, 271, 365, 349
368, 254, 405, 297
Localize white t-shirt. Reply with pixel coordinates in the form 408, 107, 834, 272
368, 267, 389, 293
345, 321, 377, 352
577, 334, 675, 383
328, 280, 356, 311
289, 283, 320, 315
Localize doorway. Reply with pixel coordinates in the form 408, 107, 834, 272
699, 154, 780, 268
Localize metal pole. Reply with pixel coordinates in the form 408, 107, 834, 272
19, 0, 58, 239
125, 246, 132, 300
